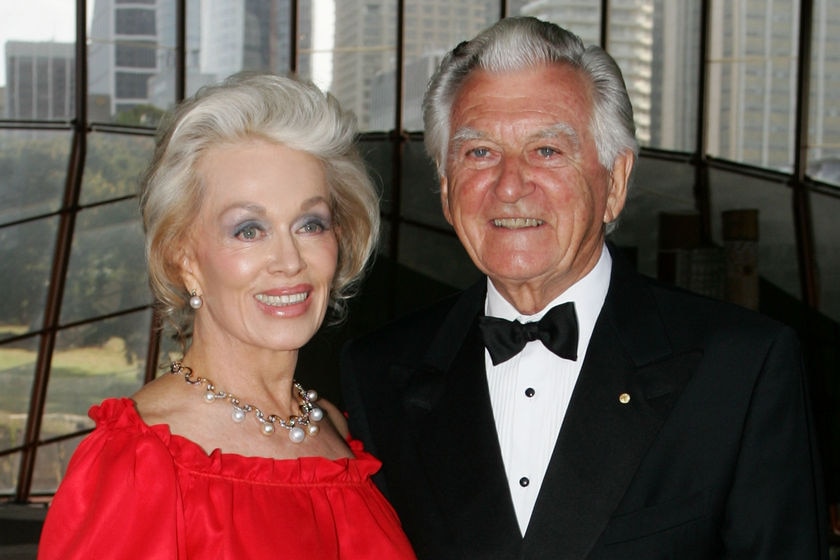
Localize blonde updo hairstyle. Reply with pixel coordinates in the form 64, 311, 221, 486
140, 73, 379, 344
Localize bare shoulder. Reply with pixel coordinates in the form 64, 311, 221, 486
131, 374, 183, 426
318, 398, 349, 439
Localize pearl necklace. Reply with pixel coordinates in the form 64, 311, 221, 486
169, 361, 324, 443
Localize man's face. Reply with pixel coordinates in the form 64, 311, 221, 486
441, 63, 632, 313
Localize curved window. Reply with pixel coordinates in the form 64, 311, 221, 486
0, 0, 838, 505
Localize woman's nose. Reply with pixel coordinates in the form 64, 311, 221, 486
267, 233, 305, 275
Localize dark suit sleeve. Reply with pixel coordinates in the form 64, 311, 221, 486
721, 326, 828, 558
340, 342, 374, 450
340, 340, 393, 500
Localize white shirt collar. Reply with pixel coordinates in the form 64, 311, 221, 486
484, 244, 612, 347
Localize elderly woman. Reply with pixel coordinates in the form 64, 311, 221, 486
38, 73, 416, 559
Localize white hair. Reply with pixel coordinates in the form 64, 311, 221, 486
423, 16, 638, 176
140, 73, 379, 342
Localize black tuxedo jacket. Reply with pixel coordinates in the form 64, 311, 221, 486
340, 247, 827, 559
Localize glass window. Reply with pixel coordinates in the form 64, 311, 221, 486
3, 38, 75, 121
611, 2, 700, 152
81, 132, 156, 205
400, 138, 447, 229
709, 169, 800, 300
115, 8, 156, 36
150, 0, 185, 112
89, 0, 178, 122
807, 0, 840, 186
0, 129, 71, 225
400, 1, 497, 132
511, 0, 600, 45
115, 42, 157, 68
0, 336, 39, 453
187, 0, 292, 97
0, 335, 39, 495
398, 223, 480, 288
30, 435, 87, 495
811, 190, 840, 322
608, 156, 698, 279
0, 217, 59, 339
607, 1, 656, 148
60, 200, 149, 326
2, 0, 840, 507
115, 71, 153, 99
0, 452, 21, 496
43, 311, 153, 437
358, 136, 394, 215
33, 309, 152, 494
298, 1, 398, 132
707, 0, 800, 171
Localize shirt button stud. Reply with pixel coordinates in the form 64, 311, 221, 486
519, 477, 530, 487
525, 387, 536, 398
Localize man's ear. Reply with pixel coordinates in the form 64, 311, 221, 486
439, 175, 453, 225
604, 150, 633, 224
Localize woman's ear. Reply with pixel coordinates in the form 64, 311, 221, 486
175, 243, 199, 293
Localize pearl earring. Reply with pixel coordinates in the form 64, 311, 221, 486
189, 291, 203, 310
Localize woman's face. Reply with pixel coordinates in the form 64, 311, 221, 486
181, 139, 338, 354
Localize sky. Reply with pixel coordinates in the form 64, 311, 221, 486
0, 0, 82, 87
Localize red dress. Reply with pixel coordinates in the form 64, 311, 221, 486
38, 398, 416, 559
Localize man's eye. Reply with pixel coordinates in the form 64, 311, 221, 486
469, 147, 490, 158
537, 146, 558, 158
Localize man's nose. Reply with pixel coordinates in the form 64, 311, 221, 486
494, 156, 535, 202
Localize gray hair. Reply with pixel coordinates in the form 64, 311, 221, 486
423, 16, 638, 176
140, 72, 379, 342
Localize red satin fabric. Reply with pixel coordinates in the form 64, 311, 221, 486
38, 398, 416, 559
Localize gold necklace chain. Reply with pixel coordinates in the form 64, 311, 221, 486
169, 361, 324, 443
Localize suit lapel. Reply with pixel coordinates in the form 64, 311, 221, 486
399, 281, 524, 556
523, 248, 700, 559
395, 253, 701, 559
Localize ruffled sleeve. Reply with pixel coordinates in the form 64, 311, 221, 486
38, 398, 186, 560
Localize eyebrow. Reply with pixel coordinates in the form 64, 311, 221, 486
222, 196, 330, 217
449, 123, 581, 152
532, 123, 581, 150
300, 195, 331, 212
449, 126, 484, 155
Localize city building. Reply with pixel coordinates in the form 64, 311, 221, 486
3, 41, 74, 120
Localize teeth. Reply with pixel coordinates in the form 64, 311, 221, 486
255, 292, 308, 306
493, 218, 543, 228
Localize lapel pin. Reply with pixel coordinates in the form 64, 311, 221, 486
619, 393, 631, 404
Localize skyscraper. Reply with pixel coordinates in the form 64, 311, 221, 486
4, 41, 75, 120
199, 0, 291, 82
335, 1, 495, 131
89, 0, 158, 118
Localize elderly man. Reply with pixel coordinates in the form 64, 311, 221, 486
341, 17, 827, 559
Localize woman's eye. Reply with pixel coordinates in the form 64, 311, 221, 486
234, 223, 262, 240
298, 220, 327, 234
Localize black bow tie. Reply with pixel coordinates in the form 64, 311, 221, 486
478, 302, 579, 365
